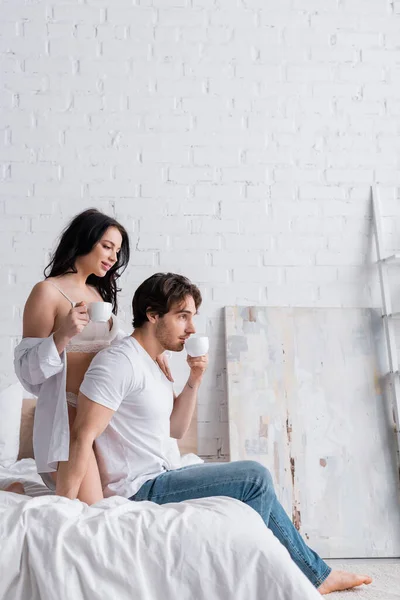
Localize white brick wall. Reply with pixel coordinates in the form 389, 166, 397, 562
1, 0, 400, 460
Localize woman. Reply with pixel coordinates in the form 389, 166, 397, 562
12, 208, 170, 504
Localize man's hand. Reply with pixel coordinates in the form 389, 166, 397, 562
187, 354, 208, 387
170, 353, 208, 439
56, 393, 115, 501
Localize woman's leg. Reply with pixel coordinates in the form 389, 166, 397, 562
4, 482, 25, 495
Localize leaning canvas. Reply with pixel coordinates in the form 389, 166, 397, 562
225, 306, 400, 558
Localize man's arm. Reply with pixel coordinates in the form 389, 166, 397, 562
56, 394, 115, 500
170, 354, 208, 439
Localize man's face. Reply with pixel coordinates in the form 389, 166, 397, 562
155, 295, 197, 352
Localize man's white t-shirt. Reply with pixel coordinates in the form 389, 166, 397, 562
80, 336, 175, 498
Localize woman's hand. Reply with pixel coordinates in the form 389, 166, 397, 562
55, 301, 89, 342
156, 352, 174, 382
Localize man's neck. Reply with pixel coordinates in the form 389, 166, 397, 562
131, 329, 164, 361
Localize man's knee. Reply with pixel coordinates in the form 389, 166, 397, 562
235, 460, 273, 489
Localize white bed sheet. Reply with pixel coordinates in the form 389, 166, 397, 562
0, 460, 320, 600
0, 458, 53, 497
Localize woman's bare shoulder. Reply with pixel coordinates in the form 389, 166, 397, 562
23, 281, 60, 337
24, 281, 65, 318
28, 280, 60, 302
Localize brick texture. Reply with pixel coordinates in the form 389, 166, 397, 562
1, 0, 399, 460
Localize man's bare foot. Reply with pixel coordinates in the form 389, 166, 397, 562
4, 482, 25, 495
318, 570, 372, 595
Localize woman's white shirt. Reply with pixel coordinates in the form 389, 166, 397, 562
14, 316, 122, 474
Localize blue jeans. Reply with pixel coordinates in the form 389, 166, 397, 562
130, 460, 331, 588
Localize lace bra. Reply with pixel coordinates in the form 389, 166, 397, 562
48, 281, 119, 353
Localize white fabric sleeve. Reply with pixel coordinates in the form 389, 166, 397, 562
14, 335, 64, 392
79, 347, 136, 411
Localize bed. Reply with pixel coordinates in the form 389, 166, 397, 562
0, 396, 321, 600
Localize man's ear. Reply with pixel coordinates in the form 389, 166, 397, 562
146, 309, 159, 324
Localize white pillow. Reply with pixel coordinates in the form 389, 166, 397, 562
0, 382, 23, 467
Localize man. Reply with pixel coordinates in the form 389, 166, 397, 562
56, 272, 372, 595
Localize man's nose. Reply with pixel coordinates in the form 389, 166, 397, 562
187, 321, 196, 334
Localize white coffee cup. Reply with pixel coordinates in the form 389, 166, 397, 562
87, 302, 113, 323
185, 336, 209, 357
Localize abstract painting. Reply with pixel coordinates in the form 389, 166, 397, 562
225, 306, 400, 558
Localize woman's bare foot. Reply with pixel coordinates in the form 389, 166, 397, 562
318, 570, 372, 595
4, 482, 25, 495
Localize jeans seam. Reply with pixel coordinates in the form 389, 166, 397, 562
270, 511, 330, 587
313, 564, 332, 587
143, 476, 266, 501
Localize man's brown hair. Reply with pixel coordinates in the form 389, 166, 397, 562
132, 272, 202, 328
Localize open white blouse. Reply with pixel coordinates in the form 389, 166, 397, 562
14, 316, 122, 475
